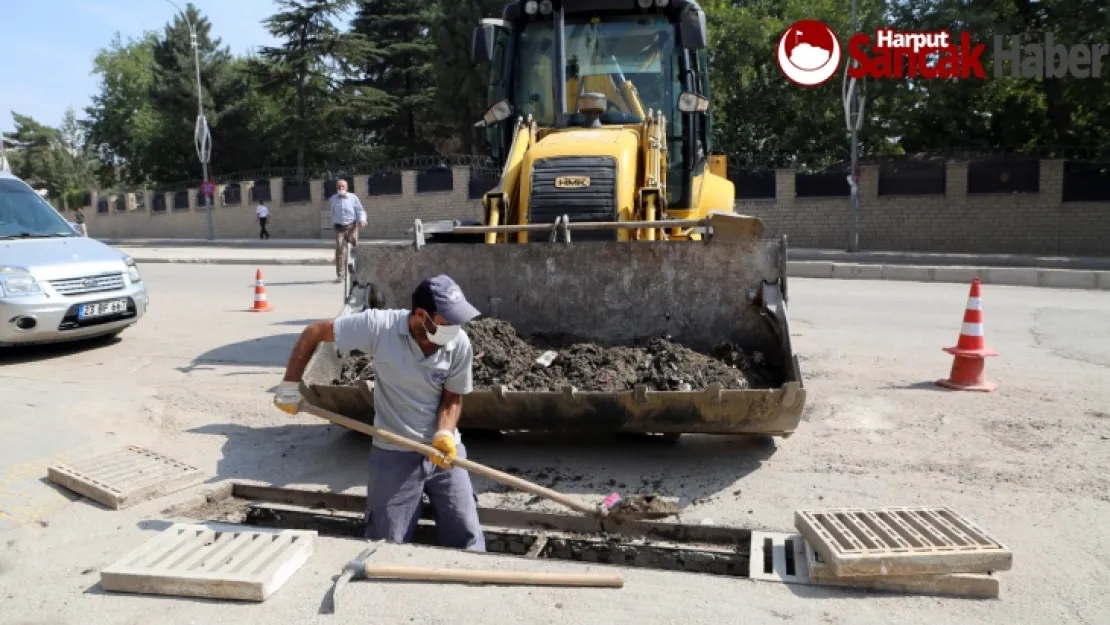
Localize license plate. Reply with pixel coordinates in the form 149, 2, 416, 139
78, 299, 128, 319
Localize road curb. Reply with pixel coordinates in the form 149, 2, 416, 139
132, 256, 332, 266
788, 261, 1110, 290
130, 256, 1110, 290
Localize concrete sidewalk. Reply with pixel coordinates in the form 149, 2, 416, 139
106, 238, 1110, 290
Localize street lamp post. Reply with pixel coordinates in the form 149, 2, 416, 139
162, 0, 214, 240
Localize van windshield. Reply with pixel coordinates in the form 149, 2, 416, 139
0, 179, 75, 238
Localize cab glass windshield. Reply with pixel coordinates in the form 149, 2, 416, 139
0, 179, 75, 238
514, 16, 675, 126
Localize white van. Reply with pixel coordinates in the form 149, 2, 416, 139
0, 172, 150, 346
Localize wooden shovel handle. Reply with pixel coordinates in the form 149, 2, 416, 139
360, 563, 624, 588
300, 403, 600, 517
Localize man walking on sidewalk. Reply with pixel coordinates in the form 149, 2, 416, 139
256, 200, 271, 240
74, 206, 87, 236
330, 179, 366, 283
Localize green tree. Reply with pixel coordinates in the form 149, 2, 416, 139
7, 109, 96, 209
84, 31, 160, 186
146, 3, 257, 184
253, 0, 372, 172
430, 0, 506, 154
347, 0, 439, 157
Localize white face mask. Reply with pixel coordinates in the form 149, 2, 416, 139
423, 318, 461, 346
338, 189, 348, 197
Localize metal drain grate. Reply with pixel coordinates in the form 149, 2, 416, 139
795, 506, 1012, 577
749, 531, 809, 584
47, 446, 205, 510
100, 523, 316, 602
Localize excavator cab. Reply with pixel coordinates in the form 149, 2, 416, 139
471, 0, 731, 241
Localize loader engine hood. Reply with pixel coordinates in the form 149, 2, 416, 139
520, 127, 639, 242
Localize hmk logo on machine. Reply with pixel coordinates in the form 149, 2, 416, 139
777, 20, 1110, 86
775, 20, 842, 87
554, 176, 591, 189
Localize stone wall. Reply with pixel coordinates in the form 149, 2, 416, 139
80, 159, 1110, 256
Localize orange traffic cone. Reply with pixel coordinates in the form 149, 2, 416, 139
936, 278, 997, 392
249, 269, 273, 312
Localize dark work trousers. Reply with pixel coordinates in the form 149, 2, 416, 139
259, 217, 270, 240
363, 443, 486, 551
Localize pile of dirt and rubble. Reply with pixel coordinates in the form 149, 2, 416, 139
335, 317, 776, 391
333, 350, 374, 385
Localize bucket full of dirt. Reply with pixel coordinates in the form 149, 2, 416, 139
300, 238, 805, 437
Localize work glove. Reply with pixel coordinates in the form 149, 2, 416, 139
273, 381, 303, 415
430, 430, 457, 470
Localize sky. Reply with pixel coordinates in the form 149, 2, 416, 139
0, 0, 283, 133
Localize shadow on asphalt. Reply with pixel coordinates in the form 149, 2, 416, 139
177, 333, 301, 373
270, 318, 326, 327
0, 333, 121, 366
256, 280, 336, 287
186, 420, 777, 508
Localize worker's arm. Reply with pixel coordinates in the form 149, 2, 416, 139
274, 311, 384, 414
431, 334, 474, 468
281, 320, 335, 383
436, 389, 463, 433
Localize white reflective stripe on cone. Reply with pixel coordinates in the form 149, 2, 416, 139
965, 297, 982, 311
255, 294, 267, 301
256, 280, 265, 286
961, 322, 984, 337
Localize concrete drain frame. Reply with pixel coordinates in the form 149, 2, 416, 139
168, 482, 752, 578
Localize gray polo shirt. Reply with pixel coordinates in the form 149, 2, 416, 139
333, 309, 473, 451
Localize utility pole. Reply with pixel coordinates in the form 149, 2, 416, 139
162, 0, 215, 240
846, 0, 861, 252
0, 129, 8, 173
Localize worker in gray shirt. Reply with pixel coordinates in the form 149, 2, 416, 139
329, 179, 367, 283
273, 275, 485, 551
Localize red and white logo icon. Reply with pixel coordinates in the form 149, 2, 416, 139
776, 20, 842, 87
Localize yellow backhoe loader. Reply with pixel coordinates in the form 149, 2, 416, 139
299, 0, 806, 440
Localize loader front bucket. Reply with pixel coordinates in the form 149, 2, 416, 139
300, 233, 805, 437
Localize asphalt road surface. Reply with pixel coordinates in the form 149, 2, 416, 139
1, 264, 1107, 624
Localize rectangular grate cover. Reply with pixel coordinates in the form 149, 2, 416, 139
795, 506, 1012, 577
100, 523, 316, 602
804, 538, 999, 599
47, 445, 205, 510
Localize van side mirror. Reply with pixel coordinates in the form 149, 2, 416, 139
679, 5, 708, 49
472, 19, 511, 63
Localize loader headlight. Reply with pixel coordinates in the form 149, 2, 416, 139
637, 0, 653, 8
656, 0, 670, 6
524, 0, 539, 15
0, 267, 43, 298
539, 0, 552, 15
678, 91, 709, 113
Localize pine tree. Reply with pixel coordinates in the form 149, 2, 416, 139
347, 0, 439, 157
146, 3, 251, 184
431, 0, 507, 154
253, 0, 374, 173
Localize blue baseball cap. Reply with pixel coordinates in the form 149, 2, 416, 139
414, 275, 481, 325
